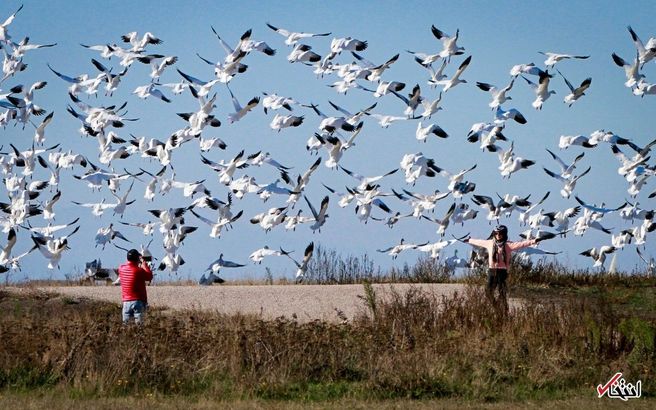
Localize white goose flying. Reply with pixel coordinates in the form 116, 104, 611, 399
285, 241, 314, 281
612, 52, 644, 88
522, 71, 556, 110
434, 55, 471, 92
556, 69, 591, 106
431, 25, 465, 60
627, 26, 656, 66
476, 79, 514, 108
266, 23, 330, 45
538, 51, 589, 67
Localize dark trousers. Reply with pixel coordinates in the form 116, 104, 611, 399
487, 268, 508, 313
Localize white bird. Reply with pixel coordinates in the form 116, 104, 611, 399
132, 83, 172, 103
522, 71, 556, 110
434, 55, 471, 92
612, 52, 644, 88
371, 113, 409, 128
636, 248, 656, 276
190, 208, 243, 238
226, 85, 259, 123
266, 23, 331, 46
543, 164, 591, 198
476, 79, 514, 108
31, 226, 80, 269
0, 4, 23, 45
249, 246, 291, 264
285, 241, 314, 281
287, 43, 321, 64
580, 246, 616, 268
633, 80, 656, 97
494, 106, 527, 125
538, 51, 589, 67
421, 202, 456, 236
377, 238, 426, 260
416, 238, 459, 259
304, 195, 329, 233
121, 31, 162, 53
136, 54, 178, 79
431, 25, 465, 60
33, 111, 54, 144
509, 62, 547, 78
94, 223, 131, 249
416, 121, 448, 142
270, 113, 304, 131
627, 26, 656, 66
556, 69, 591, 106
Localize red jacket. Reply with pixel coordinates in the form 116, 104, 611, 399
118, 261, 153, 302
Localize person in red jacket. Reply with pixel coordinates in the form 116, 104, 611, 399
465, 225, 548, 313
118, 249, 153, 325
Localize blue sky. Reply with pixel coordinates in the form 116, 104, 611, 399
3, 0, 655, 281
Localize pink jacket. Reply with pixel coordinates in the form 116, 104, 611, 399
467, 238, 537, 269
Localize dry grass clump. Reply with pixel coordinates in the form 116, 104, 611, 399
0, 284, 654, 402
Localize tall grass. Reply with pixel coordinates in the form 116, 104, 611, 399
1, 284, 653, 401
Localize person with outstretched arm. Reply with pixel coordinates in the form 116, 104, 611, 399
464, 225, 552, 313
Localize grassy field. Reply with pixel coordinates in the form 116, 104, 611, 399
1, 259, 655, 408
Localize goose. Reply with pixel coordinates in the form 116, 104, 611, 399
136, 54, 177, 79
445, 249, 469, 270
284, 209, 315, 231
148, 206, 192, 233
633, 80, 656, 96
574, 196, 627, 215
313, 122, 364, 168
226, 84, 259, 123
41, 190, 61, 220
498, 144, 535, 178
118, 220, 156, 236
200, 150, 249, 185
431, 25, 465, 60
228, 175, 260, 199
199, 137, 227, 152
636, 248, 656, 275
416, 238, 459, 259
620, 201, 653, 222
350, 52, 399, 82
304, 195, 329, 233
545, 149, 585, 180
610, 144, 652, 178
543, 165, 591, 198
0, 4, 23, 44
340, 166, 398, 191
190, 208, 242, 238
423, 59, 449, 88
421, 202, 456, 236
538, 51, 589, 67
371, 211, 414, 229
572, 208, 612, 236
542, 205, 581, 235
471, 194, 511, 223
391, 84, 426, 118
450, 202, 478, 225
176, 68, 220, 97
418, 93, 443, 118
196, 51, 248, 83
262, 92, 300, 114
329, 36, 368, 57
270, 113, 304, 131
322, 184, 356, 208
522, 71, 555, 110
434, 55, 471, 92
158, 252, 185, 273
517, 191, 551, 226
371, 113, 409, 128
160, 80, 190, 95
306, 103, 356, 133
266, 23, 330, 46
8, 37, 57, 58
94, 223, 131, 249
121, 31, 162, 52
91, 58, 128, 96
31, 226, 80, 269
493, 106, 526, 125
580, 246, 616, 268
250, 206, 288, 232
208, 26, 252, 64
47, 64, 92, 96
256, 178, 296, 202
285, 241, 314, 281
515, 246, 560, 263
249, 246, 291, 264
612, 52, 644, 88
558, 134, 595, 149
406, 49, 442, 67
377, 238, 426, 260
556, 69, 591, 106
353, 186, 393, 224
627, 26, 656, 66
29, 111, 54, 145
247, 151, 292, 171
170, 179, 210, 198
287, 43, 321, 64
400, 152, 442, 185
509, 62, 549, 78
132, 83, 171, 103
611, 229, 635, 249
0, 227, 17, 264
395, 188, 450, 217
284, 157, 321, 207
415, 120, 448, 142
71, 199, 117, 217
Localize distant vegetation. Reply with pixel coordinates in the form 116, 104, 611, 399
1, 266, 654, 404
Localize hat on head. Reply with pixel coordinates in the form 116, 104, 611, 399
494, 225, 508, 234
127, 249, 141, 262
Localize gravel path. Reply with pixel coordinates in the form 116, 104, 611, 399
19, 283, 473, 322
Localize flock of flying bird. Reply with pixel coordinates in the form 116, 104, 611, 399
0, 4, 655, 283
